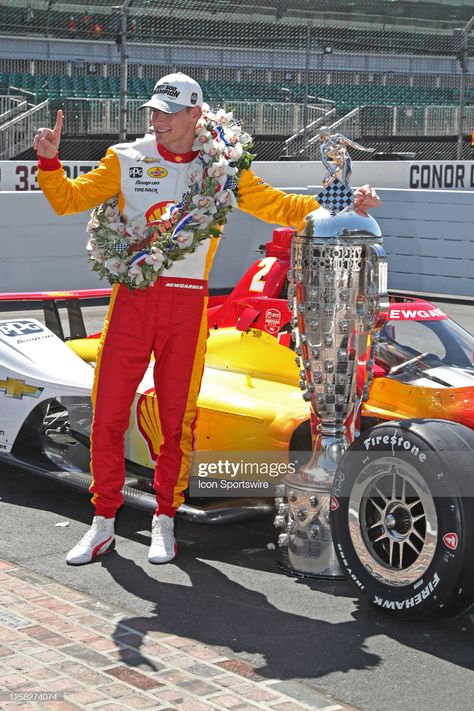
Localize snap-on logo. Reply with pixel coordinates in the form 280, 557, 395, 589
330, 496, 339, 511
363, 433, 427, 463
443, 533, 458, 551
147, 167, 168, 179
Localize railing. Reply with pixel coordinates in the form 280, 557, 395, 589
0, 100, 49, 160
59, 99, 323, 137
0, 95, 28, 124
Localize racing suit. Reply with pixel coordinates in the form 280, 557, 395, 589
38, 136, 319, 518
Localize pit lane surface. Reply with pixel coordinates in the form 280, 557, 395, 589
0, 300, 473, 711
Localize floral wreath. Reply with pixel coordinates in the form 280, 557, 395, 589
86, 106, 254, 289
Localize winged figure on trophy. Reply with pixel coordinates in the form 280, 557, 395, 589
316, 126, 375, 212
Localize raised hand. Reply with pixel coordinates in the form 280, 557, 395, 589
33, 109, 63, 158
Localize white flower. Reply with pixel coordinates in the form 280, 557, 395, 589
104, 205, 120, 223
104, 256, 126, 276
87, 216, 100, 231
86, 237, 98, 252
239, 132, 252, 146
129, 264, 145, 285
175, 230, 195, 249
207, 158, 238, 179
227, 143, 243, 161
201, 102, 211, 117
193, 127, 212, 150
216, 109, 233, 126
128, 216, 147, 237
187, 162, 204, 185
106, 221, 127, 236
144, 249, 166, 271
214, 189, 238, 209
203, 139, 224, 159
191, 194, 217, 213
189, 209, 214, 228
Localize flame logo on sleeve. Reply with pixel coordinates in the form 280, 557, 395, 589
136, 389, 162, 460
145, 200, 173, 224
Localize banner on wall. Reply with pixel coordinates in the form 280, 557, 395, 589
1, 160, 474, 192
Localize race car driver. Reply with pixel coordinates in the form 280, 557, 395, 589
34, 72, 380, 566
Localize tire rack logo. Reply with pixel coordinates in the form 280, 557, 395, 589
330, 496, 339, 511
442, 532, 458, 551
0, 377, 43, 400
264, 308, 281, 335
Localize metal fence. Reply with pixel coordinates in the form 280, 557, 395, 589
0, 99, 49, 159
0, 0, 474, 159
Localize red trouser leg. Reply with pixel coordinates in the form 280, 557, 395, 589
152, 280, 208, 517
90, 284, 157, 518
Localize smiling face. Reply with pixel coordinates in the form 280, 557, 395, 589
150, 106, 202, 154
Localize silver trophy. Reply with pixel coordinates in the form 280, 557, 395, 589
275, 130, 389, 578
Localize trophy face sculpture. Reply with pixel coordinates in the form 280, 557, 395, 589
275, 128, 389, 578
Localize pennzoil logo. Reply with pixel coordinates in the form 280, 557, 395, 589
0, 377, 43, 400
147, 166, 168, 179
136, 389, 161, 460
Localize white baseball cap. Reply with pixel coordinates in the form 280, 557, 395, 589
140, 72, 203, 114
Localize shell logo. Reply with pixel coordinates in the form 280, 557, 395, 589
147, 166, 168, 179
136, 389, 162, 460
145, 200, 172, 223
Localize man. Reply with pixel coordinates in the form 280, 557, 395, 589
35, 72, 380, 566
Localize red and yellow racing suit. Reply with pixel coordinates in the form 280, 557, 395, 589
38, 136, 319, 518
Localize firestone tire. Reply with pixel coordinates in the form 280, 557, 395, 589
330, 419, 474, 620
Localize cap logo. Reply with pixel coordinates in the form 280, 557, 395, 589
154, 83, 180, 99
190, 92, 198, 105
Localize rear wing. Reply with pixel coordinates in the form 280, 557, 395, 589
0, 288, 112, 340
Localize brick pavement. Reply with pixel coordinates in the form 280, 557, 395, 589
0, 559, 361, 711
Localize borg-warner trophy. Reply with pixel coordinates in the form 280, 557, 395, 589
275, 127, 389, 578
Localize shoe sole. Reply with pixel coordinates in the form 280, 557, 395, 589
66, 538, 116, 566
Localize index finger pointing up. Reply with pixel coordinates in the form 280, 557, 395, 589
52, 109, 63, 139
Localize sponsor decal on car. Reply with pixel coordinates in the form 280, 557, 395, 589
0, 320, 44, 338
442, 532, 458, 551
372, 572, 440, 609
330, 495, 339, 511
147, 166, 168, 179
0, 377, 43, 400
264, 308, 281, 335
136, 388, 160, 460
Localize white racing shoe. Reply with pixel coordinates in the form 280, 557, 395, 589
66, 516, 115, 566
148, 514, 177, 564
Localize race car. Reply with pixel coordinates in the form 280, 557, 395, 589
1, 226, 474, 619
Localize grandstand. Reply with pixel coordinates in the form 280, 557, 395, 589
0, 0, 473, 161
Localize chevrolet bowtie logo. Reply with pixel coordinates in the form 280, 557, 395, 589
0, 378, 43, 400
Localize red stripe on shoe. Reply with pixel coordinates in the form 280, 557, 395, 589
92, 536, 113, 559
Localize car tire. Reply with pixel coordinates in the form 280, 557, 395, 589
330, 419, 474, 619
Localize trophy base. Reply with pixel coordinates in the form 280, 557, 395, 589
276, 472, 343, 579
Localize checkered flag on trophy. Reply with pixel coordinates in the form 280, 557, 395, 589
316, 178, 354, 214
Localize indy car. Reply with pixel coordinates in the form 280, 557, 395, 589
1, 227, 474, 619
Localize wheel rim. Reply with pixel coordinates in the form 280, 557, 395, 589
348, 457, 438, 587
